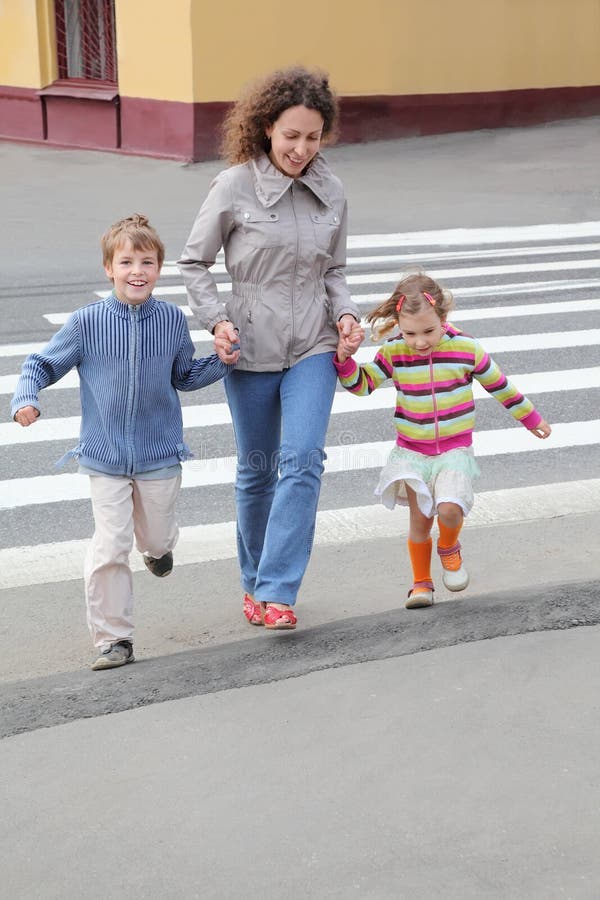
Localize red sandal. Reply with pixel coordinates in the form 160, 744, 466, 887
263, 604, 297, 630
243, 593, 264, 626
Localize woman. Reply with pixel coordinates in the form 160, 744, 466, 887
178, 66, 360, 630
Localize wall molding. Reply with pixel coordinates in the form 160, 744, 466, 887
1, 84, 599, 161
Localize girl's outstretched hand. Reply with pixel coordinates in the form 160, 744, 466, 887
531, 419, 552, 439
336, 321, 364, 363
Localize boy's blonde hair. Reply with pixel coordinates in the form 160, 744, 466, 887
366, 270, 454, 341
101, 214, 165, 268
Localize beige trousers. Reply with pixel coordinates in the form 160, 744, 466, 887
84, 474, 181, 649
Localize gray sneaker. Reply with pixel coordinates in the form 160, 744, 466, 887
143, 551, 173, 577
91, 640, 135, 671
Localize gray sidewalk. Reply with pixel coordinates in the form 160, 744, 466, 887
1, 512, 599, 897
2, 511, 600, 691
2, 625, 600, 899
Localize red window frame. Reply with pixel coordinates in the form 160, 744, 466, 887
55, 0, 117, 85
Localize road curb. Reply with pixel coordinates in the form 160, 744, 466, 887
2, 579, 599, 738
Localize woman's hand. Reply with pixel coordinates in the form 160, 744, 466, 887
337, 314, 359, 339
213, 321, 240, 364
336, 321, 364, 363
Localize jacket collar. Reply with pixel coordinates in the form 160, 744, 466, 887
250, 152, 334, 209
105, 292, 158, 319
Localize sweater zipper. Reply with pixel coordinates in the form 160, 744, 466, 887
288, 182, 299, 368
429, 354, 440, 453
126, 304, 139, 475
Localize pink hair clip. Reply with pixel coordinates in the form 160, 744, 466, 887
396, 291, 436, 313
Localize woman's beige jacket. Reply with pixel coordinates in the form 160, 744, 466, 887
178, 152, 360, 372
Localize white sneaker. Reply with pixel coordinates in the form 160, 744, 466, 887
438, 542, 469, 592
405, 581, 434, 609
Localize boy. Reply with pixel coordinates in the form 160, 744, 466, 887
11, 214, 234, 670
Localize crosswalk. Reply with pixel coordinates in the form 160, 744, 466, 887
2, 221, 599, 591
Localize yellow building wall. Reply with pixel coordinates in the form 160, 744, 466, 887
115, 0, 195, 102
0, 0, 56, 88
191, 0, 600, 102
1, 0, 599, 102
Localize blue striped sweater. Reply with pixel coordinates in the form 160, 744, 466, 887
11, 294, 233, 476
334, 324, 542, 455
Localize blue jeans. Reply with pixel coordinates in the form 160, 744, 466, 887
225, 352, 337, 605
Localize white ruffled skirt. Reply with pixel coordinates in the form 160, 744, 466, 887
375, 445, 481, 518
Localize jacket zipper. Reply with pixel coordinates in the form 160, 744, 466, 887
126, 304, 139, 475
429, 354, 440, 453
288, 182, 299, 368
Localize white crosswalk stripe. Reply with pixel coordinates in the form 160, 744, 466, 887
2, 325, 598, 398
157, 238, 600, 276
91, 259, 600, 297
2, 368, 599, 446
37, 296, 600, 329
2, 221, 599, 590
345, 221, 600, 247
1, 419, 598, 511
2, 479, 598, 590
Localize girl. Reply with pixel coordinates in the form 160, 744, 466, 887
334, 272, 551, 608
178, 66, 360, 630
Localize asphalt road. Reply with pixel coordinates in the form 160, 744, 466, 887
1, 117, 600, 899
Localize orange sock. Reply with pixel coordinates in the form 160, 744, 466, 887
438, 519, 462, 549
407, 537, 432, 585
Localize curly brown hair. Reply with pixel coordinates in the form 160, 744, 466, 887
366, 271, 454, 341
220, 65, 339, 165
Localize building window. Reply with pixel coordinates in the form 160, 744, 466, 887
55, 0, 117, 84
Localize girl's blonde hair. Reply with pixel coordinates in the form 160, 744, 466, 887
101, 214, 165, 269
366, 271, 454, 340
220, 65, 339, 165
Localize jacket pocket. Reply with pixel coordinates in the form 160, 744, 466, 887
322, 292, 335, 329
241, 209, 283, 248
227, 284, 260, 365
311, 211, 340, 252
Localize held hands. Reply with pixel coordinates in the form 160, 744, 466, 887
530, 419, 552, 439
14, 406, 40, 427
336, 315, 364, 363
213, 320, 240, 364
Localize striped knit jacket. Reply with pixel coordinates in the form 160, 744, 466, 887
11, 294, 233, 476
333, 323, 542, 456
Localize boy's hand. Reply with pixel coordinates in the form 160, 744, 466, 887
530, 419, 551, 439
213, 321, 240, 364
336, 322, 364, 363
14, 406, 40, 427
